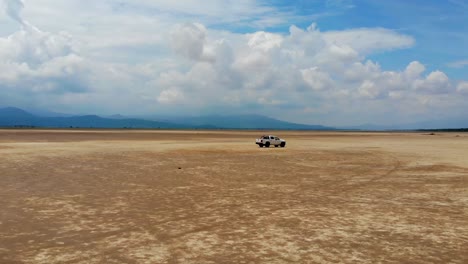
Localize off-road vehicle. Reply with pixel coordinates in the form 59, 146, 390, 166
255, 135, 286, 148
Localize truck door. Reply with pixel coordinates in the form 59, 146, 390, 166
270, 136, 278, 145
274, 137, 280, 145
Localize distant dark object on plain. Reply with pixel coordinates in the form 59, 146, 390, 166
178, 167, 182, 170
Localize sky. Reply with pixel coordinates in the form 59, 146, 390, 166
0, 0, 467, 126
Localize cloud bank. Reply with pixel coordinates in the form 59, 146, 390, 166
0, 0, 466, 126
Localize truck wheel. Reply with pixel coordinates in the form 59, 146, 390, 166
280, 142, 286, 148
265, 142, 270, 148
259, 144, 264, 148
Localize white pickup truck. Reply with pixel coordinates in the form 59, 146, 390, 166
255, 135, 286, 148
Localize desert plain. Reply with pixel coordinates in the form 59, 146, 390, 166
0, 129, 467, 264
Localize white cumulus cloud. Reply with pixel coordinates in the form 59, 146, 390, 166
1, 0, 25, 25
457, 81, 468, 94
171, 23, 209, 61
413, 71, 451, 94
0, 9, 89, 97
301, 67, 333, 91
0, 0, 466, 125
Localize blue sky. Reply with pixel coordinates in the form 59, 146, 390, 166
0, 0, 467, 126
224, 0, 467, 79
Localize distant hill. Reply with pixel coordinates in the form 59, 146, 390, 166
22, 107, 74, 117
0, 107, 335, 130
347, 118, 468, 131
343, 123, 393, 131
151, 114, 334, 130
3, 107, 467, 131
394, 119, 468, 130
0, 107, 37, 125
107, 114, 127, 119
0, 107, 187, 129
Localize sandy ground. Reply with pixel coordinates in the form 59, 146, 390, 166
0, 129, 467, 264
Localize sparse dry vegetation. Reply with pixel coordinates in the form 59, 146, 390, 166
1, 130, 467, 263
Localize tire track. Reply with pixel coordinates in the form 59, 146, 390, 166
332, 152, 402, 194
283, 149, 402, 194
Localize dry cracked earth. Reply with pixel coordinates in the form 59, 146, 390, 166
0, 130, 467, 263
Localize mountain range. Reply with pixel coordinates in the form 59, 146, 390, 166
0, 107, 334, 130
2, 107, 467, 130
347, 119, 468, 130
